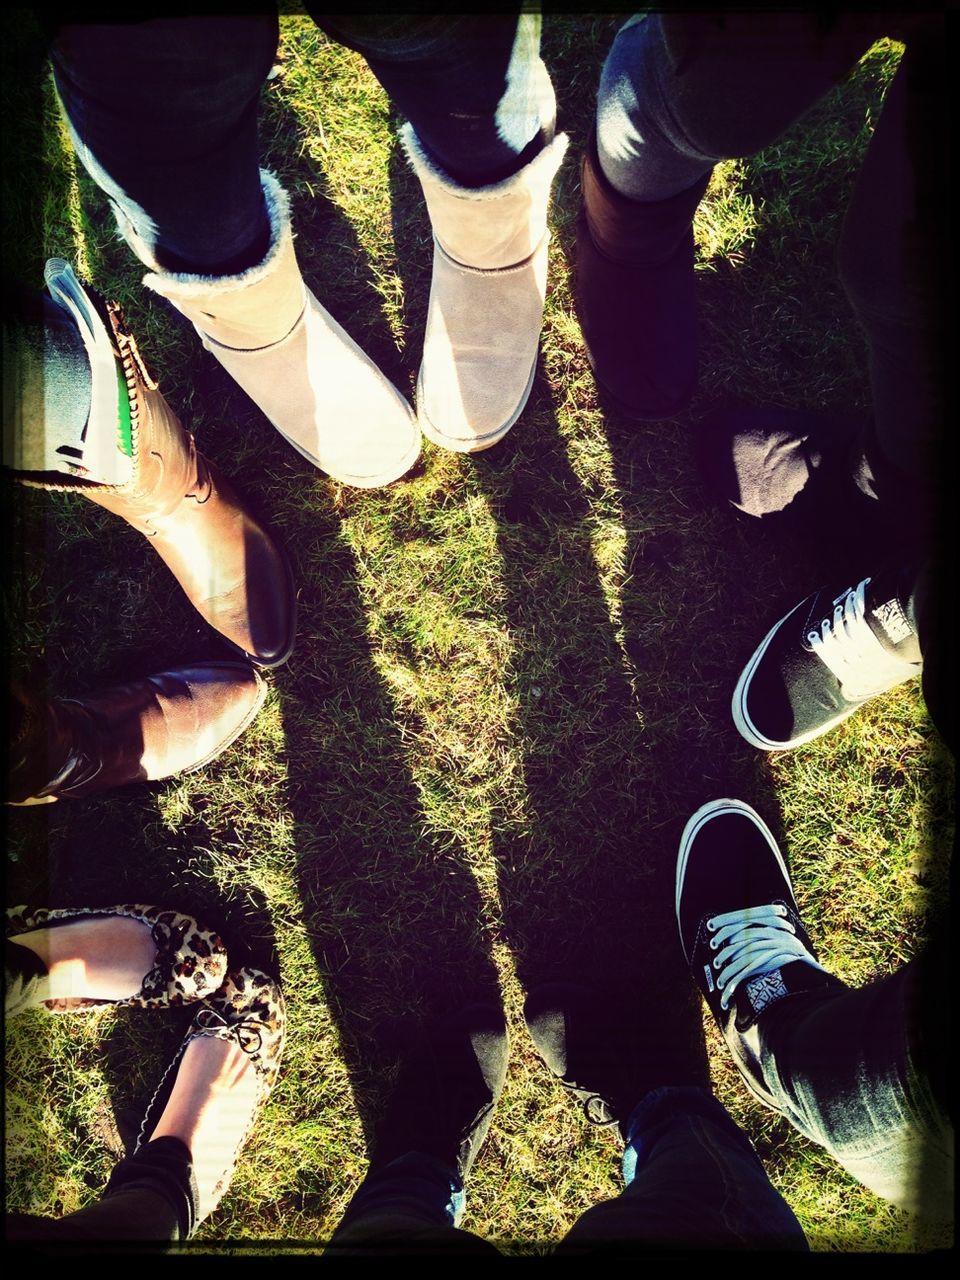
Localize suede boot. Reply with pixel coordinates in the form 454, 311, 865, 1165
6, 662, 265, 804
401, 127, 568, 452
577, 133, 709, 419
17, 262, 296, 668
125, 173, 420, 488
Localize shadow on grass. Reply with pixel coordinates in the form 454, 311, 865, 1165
241, 88, 503, 1225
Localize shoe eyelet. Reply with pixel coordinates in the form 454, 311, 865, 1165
709, 939, 717, 951
707, 918, 717, 933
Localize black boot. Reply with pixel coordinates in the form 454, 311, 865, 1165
576, 133, 709, 420
524, 982, 709, 1142
369, 1005, 509, 1183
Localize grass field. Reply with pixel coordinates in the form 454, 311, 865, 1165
4, 12, 953, 1254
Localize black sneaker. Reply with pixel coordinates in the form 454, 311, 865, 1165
732, 573, 922, 750
676, 799, 841, 1109
524, 983, 705, 1140
369, 1004, 508, 1184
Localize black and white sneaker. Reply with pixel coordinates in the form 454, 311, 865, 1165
676, 799, 842, 1109
732, 573, 922, 750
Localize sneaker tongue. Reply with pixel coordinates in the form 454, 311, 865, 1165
732, 960, 828, 1030
863, 588, 921, 662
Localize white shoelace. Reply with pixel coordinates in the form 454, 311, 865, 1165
707, 905, 826, 1012
807, 577, 916, 702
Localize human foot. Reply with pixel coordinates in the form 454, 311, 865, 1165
138, 968, 285, 1225
6, 905, 229, 1011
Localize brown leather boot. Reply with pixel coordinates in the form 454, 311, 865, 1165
7, 663, 265, 804
17, 265, 296, 667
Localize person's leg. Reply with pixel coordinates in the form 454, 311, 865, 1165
523, 985, 805, 1252
312, 13, 552, 188
580, 11, 882, 418
5, 905, 228, 1013
325, 1005, 507, 1256
328, 1153, 500, 1257
837, 24, 944, 539
6, 1138, 194, 1244
557, 1088, 806, 1252
598, 12, 879, 202
757, 937, 952, 1218
49, 16, 276, 276
313, 12, 565, 453
8, 966, 287, 1245
6, 260, 295, 667
48, 16, 420, 487
676, 799, 953, 1220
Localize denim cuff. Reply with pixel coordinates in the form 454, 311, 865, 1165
622, 1085, 761, 1185
336, 1151, 463, 1235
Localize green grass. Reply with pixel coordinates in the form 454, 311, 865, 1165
4, 14, 952, 1255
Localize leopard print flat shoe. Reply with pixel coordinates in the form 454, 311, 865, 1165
6, 904, 229, 1011
135, 966, 286, 1227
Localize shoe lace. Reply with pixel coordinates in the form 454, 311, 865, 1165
189, 449, 213, 504
139, 917, 188, 996
558, 1065, 618, 1127
807, 577, 914, 700
194, 1004, 265, 1056
707, 904, 823, 1012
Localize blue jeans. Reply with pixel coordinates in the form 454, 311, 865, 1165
594, 11, 943, 507
328, 1088, 807, 1255
755, 944, 952, 1219
48, 12, 552, 275
329, 941, 952, 1253
594, 10, 951, 748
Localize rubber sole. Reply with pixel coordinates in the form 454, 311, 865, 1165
416, 358, 538, 454
731, 598, 859, 752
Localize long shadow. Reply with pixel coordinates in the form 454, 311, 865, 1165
385, 161, 744, 1124
273, 501, 502, 1166
246, 70, 503, 1208
383, 10, 818, 1181
6, 27, 499, 1237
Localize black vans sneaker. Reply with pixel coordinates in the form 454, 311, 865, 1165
732, 572, 922, 751
369, 1004, 508, 1184
676, 799, 843, 1109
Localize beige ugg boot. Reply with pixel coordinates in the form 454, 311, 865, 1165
122, 173, 420, 488
401, 126, 568, 453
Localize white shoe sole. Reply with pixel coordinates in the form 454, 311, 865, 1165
731, 598, 857, 752
416, 358, 537, 454
273, 418, 422, 488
